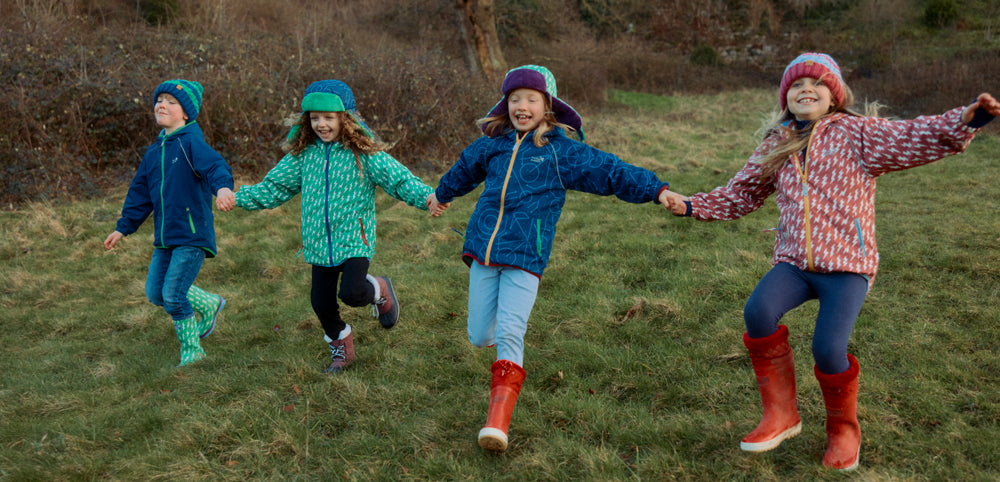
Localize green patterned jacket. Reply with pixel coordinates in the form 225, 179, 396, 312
235, 141, 433, 267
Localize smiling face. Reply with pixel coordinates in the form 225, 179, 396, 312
310, 111, 343, 143
154, 93, 188, 133
507, 87, 547, 133
786, 76, 833, 121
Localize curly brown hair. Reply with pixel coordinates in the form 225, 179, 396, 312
282, 112, 389, 176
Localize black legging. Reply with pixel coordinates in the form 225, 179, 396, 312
311, 258, 374, 339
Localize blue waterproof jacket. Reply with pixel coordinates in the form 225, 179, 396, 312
435, 127, 669, 277
115, 122, 234, 257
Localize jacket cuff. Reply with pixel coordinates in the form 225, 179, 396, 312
655, 183, 671, 204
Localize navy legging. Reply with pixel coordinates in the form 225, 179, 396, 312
743, 262, 868, 374
311, 258, 374, 339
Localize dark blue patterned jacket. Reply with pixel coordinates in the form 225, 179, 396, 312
435, 127, 669, 277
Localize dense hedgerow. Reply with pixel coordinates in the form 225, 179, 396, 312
1, 0, 997, 207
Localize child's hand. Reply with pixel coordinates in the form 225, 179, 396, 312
104, 231, 123, 250
658, 189, 689, 216
216, 187, 236, 212
426, 192, 450, 217
963, 93, 1000, 124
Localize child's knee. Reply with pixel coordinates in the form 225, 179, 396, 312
339, 283, 371, 307
468, 332, 495, 348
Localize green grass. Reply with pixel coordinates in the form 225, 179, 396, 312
2, 89, 999, 480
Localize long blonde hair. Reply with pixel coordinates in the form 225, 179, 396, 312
755, 83, 881, 179
478, 97, 577, 147
282, 112, 389, 176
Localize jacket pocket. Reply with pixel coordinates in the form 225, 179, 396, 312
359, 218, 369, 246
535, 219, 543, 257
186, 208, 196, 234
854, 218, 867, 258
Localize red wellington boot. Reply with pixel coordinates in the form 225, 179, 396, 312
477, 359, 526, 452
815, 354, 861, 471
740, 325, 802, 452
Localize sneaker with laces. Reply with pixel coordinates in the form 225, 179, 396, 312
323, 331, 356, 373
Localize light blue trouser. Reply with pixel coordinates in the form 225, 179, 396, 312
466, 262, 539, 366
145, 246, 205, 321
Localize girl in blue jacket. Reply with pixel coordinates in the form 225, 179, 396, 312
428, 65, 673, 452
105, 79, 235, 367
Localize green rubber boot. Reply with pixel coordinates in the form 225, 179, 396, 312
188, 285, 225, 338
174, 316, 206, 366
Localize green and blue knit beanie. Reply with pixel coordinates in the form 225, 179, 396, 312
290, 79, 374, 141
153, 79, 204, 122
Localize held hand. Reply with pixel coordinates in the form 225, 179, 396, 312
426, 193, 450, 217
104, 231, 123, 250
658, 189, 690, 216
963, 93, 1000, 124
216, 187, 236, 212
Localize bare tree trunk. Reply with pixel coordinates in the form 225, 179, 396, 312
455, 0, 507, 81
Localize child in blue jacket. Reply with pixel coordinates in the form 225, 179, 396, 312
427, 65, 673, 452
105, 79, 235, 367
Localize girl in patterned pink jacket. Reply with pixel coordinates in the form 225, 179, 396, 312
662, 52, 998, 471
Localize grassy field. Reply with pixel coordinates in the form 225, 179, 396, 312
1, 89, 998, 480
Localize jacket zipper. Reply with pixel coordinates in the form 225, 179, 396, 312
790, 127, 818, 271
484, 133, 525, 265
322, 143, 335, 265
158, 137, 167, 246
186, 207, 196, 233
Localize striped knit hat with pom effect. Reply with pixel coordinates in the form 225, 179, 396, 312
153, 79, 204, 122
779, 53, 845, 112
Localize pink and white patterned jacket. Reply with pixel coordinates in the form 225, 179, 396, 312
689, 106, 980, 281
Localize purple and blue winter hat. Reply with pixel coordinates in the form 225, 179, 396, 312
484, 65, 585, 141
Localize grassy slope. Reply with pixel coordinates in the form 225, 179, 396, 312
1, 90, 998, 480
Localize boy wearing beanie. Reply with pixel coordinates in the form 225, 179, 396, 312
104, 79, 236, 367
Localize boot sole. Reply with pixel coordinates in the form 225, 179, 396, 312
740, 421, 802, 452
826, 445, 860, 471
478, 427, 508, 452
378, 278, 399, 329
201, 296, 225, 339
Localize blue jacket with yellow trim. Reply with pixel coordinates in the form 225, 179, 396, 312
435, 127, 669, 277
115, 122, 233, 257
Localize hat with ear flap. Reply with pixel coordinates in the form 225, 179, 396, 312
153, 79, 204, 122
289, 79, 374, 141
779, 52, 846, 112
484, 65, 585, 141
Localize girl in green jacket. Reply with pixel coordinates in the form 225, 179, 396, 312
233, 80, 443, 373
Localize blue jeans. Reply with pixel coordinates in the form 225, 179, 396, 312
466, 262, 540, 366
146, 246, 205, 321
743, 262, 868, 374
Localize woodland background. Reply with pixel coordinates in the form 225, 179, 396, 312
1, 0, 999, 207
